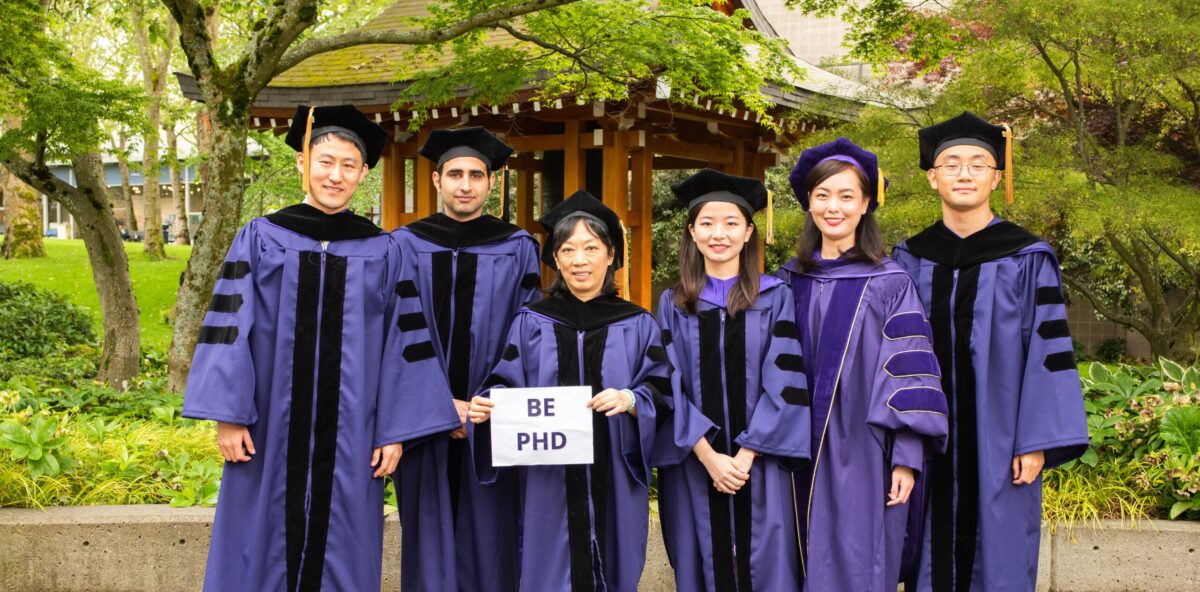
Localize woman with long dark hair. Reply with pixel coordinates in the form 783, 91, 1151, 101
773, 138, 949, 592
653, 169, 811, 591
466, 190, 671, 591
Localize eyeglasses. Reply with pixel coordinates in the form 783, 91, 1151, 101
933, 163, 996, 177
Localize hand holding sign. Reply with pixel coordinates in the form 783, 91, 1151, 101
586, 388, 636, 417
488, 387, 594, 467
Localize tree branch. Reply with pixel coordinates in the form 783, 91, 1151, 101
2, 156, 87, 210
241, 0, 321, 94
271, 0, 584, 80
1144, 227, 1200, 286
1061, 273, 1153, 337
161, 0, 221, 99
492, 21, 628, 86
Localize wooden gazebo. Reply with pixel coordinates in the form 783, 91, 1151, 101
178, 1, 873, 309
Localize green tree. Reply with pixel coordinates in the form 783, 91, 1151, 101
161, 0, 801, 389
128, 0, 179, 260
0, 0, 146, 385
787, 0, 1200, 360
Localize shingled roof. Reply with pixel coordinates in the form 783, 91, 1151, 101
246, 0, 876, 115
270, 2, 519, 88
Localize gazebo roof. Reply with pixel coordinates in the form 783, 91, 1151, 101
179, 0, 876, 121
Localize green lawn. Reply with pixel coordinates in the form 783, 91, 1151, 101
0, 239, 191, 352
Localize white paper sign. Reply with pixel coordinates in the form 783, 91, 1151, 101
490, 386, 594, 467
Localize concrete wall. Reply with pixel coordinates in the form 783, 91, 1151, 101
0, 506, 1196, 591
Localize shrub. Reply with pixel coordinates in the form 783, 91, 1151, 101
0, 280, 94, 358
1094, 337, 1126, 363
1072, 359, 1200, 520
0, 379, 219, 508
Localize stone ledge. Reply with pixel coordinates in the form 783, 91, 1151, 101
0, 506, 1196, 591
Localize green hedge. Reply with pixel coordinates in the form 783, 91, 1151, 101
1044, 360, 1200, 524
0, 280, 94, 358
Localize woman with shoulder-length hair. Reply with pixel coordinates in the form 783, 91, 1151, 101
773, 138, 949, 592
653, 168, 812, 592
467, 190, 672, 592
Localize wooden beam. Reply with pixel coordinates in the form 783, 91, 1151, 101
629, 146, 653, 310
647, 137, 733, 164
507, 134, 565, 154
653, 156, 713, 170
507, 132, 608, 154
380, 143, 405, 231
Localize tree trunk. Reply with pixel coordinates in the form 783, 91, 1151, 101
4, 153, 141, 386
117, 132, 138, 234
167, 114, 247, 391
1, 168, 46, 258
140, 98, 167, 259
132, 0, 172, 260
166, 124, 190, 245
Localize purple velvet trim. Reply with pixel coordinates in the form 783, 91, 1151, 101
888, 387, 948, 414
885, 350, 941, 378
883, 311, 932, 340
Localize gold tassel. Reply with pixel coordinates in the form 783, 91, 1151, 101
765, 189, 775, 245
1002, 123, 1014, 205
877, 167, 885, 207
620, 218, 630, 301
301, 106, 316, 195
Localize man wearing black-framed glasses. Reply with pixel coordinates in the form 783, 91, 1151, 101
891, 111, 1089, 592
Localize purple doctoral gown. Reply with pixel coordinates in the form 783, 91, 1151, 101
390, 214, 541, 592
469, 293, 672, 592
182, 203, 459, 592
653, 275, 811, 592
892, 220, 1089, 592
774, 254, 950, 592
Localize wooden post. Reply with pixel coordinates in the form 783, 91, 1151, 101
728, 140, 745, 176
515, 154, 535, 233
563, 120, 584, 194
414, 127, 436, 219
380, 142, 405, 231
600, 127, 635, 302
629, 145, 653, 310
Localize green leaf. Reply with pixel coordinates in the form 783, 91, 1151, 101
43, 453, 60, 476
1159, 358, 1185, 382
1169, 500, 1192, 520
1079, 448, 1099, 467
26, 446, 43, 461
11, 444, 30, 460
1089, 362, 1113, 383
1160, 407, 1200, 457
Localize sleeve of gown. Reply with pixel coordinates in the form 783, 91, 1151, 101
182, 223, 260, 425
515, 237, 543, 306
651, 291, 716, 468
467, 314, 534, 484
865, 278, 950, 473
612, 314, 675, 489
375, 236, 460, 448
734, 288, 812, 469
1014, 251, 1090, 468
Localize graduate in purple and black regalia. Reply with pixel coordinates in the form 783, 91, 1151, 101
389, 127, 541, 592
652, 169, 811, 591
774, 138, 950, 592
466, 191, 673, 592
891, 112, 1089, 592
182, 105, 459, 592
